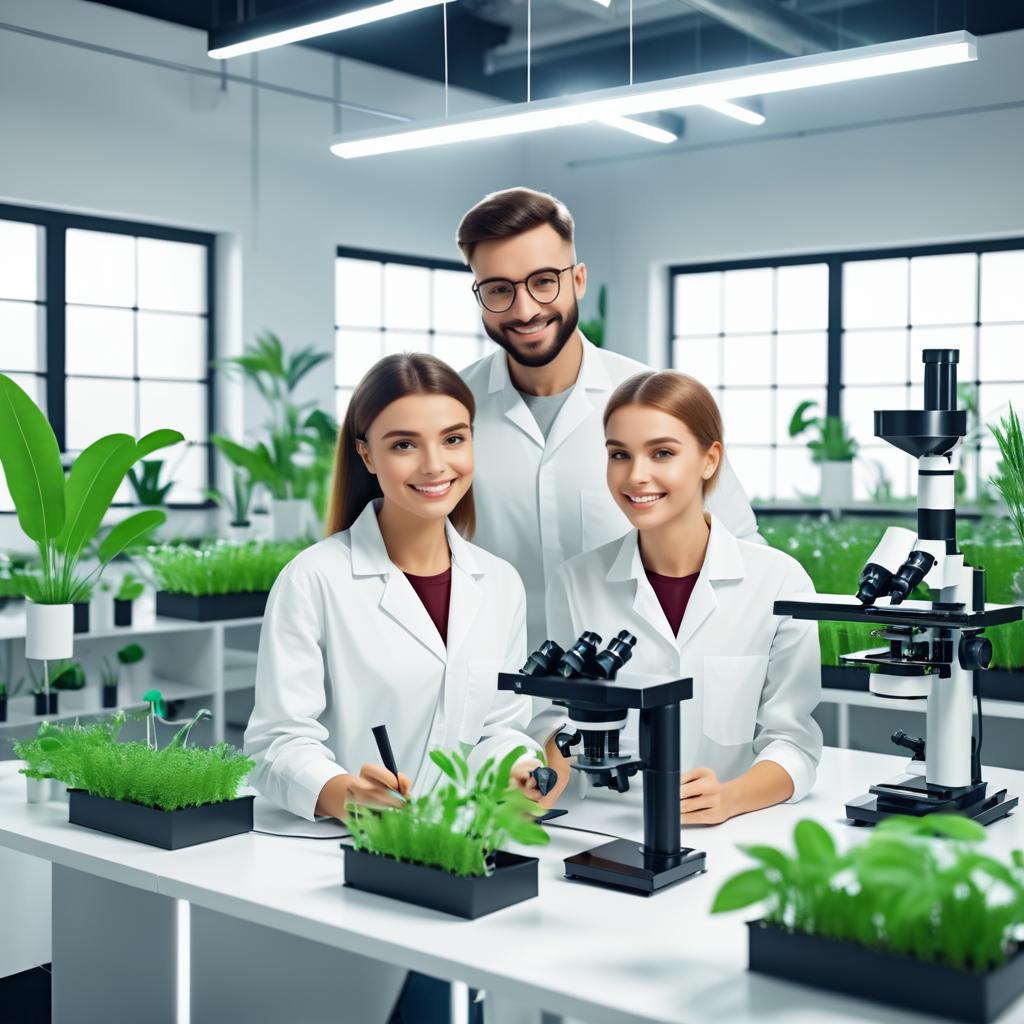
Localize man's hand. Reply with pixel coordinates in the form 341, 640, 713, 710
680, 766, 735, 825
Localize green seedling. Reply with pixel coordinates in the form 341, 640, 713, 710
145, 539, 307, 596
115, 574, 145, 602
100, 657, 119, 689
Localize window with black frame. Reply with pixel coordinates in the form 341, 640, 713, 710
334, 247, 492, 419
0, 206, 215, 512
669, 241, 1024, 505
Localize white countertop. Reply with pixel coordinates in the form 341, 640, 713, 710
3, 748, 1024, 1024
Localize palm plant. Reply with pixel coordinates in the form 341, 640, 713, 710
990, 403, 1024, 599
0, 373, 183, 605
789, 400, 858, 462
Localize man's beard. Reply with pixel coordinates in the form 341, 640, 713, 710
483, 300, 580, 369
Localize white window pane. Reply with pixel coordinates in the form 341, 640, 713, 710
336, 387, 354, 423
723, 268, 773, 334
0, 300, 44, 371
384, 263, 429, 330
138, 380, 206, 441
842, 329, 908, 386
910, 326, 975, 385
383, 331, 429, 357
722, 334, 772, 386
164, 444, 206, 504
776, 264, 828, 331
979, 325, 1024, 382
979, 383, 1024, 432
674, 272, 721, 337
432, 268, 478, 334
434, 334, 483, 371
775, 446, 819, 501
0, 220, 42, 301
66, 229, 135, 308
66, 305, 134, 378
910, 253, 977, 327
725, 445, 773, 502
843, 258, 908, 329
5, 372, 43, 409
137, 238, 206, 314
855, 445, 911, 500
720, 387, 773, 445
335, 258, 382, 328
672, 336, 720, 388
66, 378, 135, 449
777, 388, 827, 447
137, 313, 207, 380
335, 329, 383, 386
777, 331, 827, 386
980, 251, 1024, 323
842, 384, 909, 445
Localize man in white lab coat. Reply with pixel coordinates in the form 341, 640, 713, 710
457, 187, 760, 650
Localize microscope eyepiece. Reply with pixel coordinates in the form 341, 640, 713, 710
856, 564, 894, 606
520, 640, 565, 677
556, 631, 603, 677
592, 629, 638, 680
889, 550, 937, 605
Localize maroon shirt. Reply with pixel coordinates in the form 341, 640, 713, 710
404, 567, 452, 645
645, 569, 700, 637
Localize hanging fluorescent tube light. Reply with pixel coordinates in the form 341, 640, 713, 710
208, 0, 457, 60
331, 30, 974, 159
603, 113, 681, 144
705, 99, 766, 125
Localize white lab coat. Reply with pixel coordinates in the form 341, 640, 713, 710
244, 499, 539, 821
536, 515, 823, 802
461, 337, 760, 650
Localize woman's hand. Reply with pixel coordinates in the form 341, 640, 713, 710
510, 758, 545, 802
680, 766, 735, 825
316, 764, 411, 819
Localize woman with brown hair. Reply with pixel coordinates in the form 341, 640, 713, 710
535, 370, 822, 822
245, 352, 545, 827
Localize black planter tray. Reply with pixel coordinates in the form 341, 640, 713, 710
342, 845, 538, 919
68, 791, 254, 850
156, 591, 269, 621
747, 919, 1024, 1023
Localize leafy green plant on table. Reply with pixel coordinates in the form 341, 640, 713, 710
13, 711, 252, 812
100, 657, 119, 689
0, 373, 183, 605
145, 539, 307, 596
346, 745, 550, 878
51, 661, 86, 691
788, 401, 858, 462
117, 642, 145, 667
712, 814, 1024, 971
115, 574, 144, 602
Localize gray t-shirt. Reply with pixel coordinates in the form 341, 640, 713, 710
519, 386, 574, 440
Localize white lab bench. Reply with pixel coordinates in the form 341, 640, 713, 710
3, 747, 1024, 1024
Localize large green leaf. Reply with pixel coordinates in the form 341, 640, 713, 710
135, 429, 184, 460
711, 868, 772, 913
57, 435, 136, 556
211, 435, 275, 483
794, 819, 837, 865
98, 509, 166, 564
0, 373, 66, 543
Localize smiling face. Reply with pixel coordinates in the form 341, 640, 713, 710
605, 404, 722, 531
469, 223, 586, 369
356, 393, 474, 525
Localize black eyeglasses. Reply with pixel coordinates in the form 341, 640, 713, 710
471, 265, 576, 314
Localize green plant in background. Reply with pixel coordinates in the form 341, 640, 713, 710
205, 468, 256, 527
293, 408, 338, 526
990, 403, 1024, 566
211, 331, 331, 502
579, 283, 607, 349
117, 642, 145, 667
127, 458, 174, 506
788, 401, 858, 462
115, 574, 144, 602
0, 373, 183, 605
51, 661, 86, 692
346, 746, 550, 878
12, 713, 251, 812
712, 814, 1024, 971
145, 539, 307, 596
100, 657, 119, 690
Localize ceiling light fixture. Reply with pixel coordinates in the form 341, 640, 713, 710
704, 99, 766, 125
208, 0, 457, 60
331, 30, 975, 159
602, 111, 684, 144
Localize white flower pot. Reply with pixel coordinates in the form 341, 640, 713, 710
91, 592, 115, 631
819, 460, 854, 507
48, 778, 69, 804
271, 498, 313, 541
25, 602, 74, 661
25, 777, 48, 804
227, 520, 257, 544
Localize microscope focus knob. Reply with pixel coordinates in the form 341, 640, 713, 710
959, 633, 993, 672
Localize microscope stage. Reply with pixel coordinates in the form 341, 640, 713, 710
775, 595, 1022, 630
498, 673, 692, 709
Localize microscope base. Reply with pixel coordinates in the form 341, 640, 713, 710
846, 772, 1018, 826
564, 838, 706, 895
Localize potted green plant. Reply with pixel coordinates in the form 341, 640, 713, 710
13, 704, 254, 849
0, 373, 182, 668
206, 467, 257, 542
51, 660, 88, 711
73, 582, 93, 635
100, 657, 119, 709
990, 403, 1024, 602
147, 539, 308, 620
788, 400, 858, 507
711, 814, 1024, 1024
212, 331, 330, 541
126, 457, 175, 506
343, 745, 549, 919
116, 642, 146, 695
114, 573, 145, 627
578, 283, 607, 349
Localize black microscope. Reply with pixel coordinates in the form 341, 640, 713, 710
499, 631, 706, 894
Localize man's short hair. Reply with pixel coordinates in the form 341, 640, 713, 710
456, 187, 574, 263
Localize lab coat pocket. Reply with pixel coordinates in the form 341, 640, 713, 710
457, 658, 506, 745
702, 654, 769, 747
580, 488, 630, 552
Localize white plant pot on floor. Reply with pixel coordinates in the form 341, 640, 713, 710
25, 602, 74, 661
819, 460, 854, 508
271, 498, 313, 541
